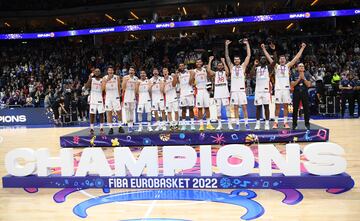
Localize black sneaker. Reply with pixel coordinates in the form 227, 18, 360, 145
108, 128, 114, 135
90, 128, 95, 136
305, 124, 311, 130
118, 126, 125, 133
292, 125, 297, 130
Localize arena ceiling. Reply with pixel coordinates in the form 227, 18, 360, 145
0, 0, 357, 33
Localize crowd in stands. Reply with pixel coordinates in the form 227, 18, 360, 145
0, 27, 359, 123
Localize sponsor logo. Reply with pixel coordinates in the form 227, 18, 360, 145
0, 115, 26, 123
289, 13, 307, 19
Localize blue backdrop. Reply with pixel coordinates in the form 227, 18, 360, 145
0, 108, 53, 126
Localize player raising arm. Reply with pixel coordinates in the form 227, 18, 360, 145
262, 42, 306, 129
225, 39, 251, 130
208, 56, 233, 130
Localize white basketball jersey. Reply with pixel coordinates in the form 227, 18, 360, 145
124, 75, 138, 103
138, 79, 151, 104
231, 65, 246, 92
214, 71, 229, 99
194, 68, 207, 89
164, 76, 177, 103
275, 64, 290, 90
90, 78, 103, 104
255, 66, 270, 93
179, 70, 193, 97
105, 75, 119, 99
150, 76, 164, 101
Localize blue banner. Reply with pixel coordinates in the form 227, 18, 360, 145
0, 108, 53, 126
1, 8, 359, 40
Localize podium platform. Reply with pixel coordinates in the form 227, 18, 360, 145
60, 122, 329, 148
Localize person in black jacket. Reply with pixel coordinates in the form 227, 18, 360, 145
290, 63, 312, 130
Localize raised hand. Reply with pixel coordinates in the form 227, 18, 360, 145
243, 38, 249, 44
301, 43, 307, 48
260, 44, 265, 49
225, 40, 232, 46
220, 57, 225, 63
209, 56, 214, 61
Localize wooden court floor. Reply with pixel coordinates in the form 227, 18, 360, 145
0, 119, 359, 221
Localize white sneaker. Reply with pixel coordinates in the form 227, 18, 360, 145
162, 125, 167, 131
265, 122, 270, 130
228, 123, 233, 130
190, 124, 196, 130
216, 124, 222, 130
255, 122, 261, 130
147, 126, 153, 132
77, 117, 81, 122
155, 126, 160, 131
137, 125, 143, 132
181, 124, 187, 131
82, 117, 86, 121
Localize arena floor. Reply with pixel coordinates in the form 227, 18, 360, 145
0, 119, 359, 221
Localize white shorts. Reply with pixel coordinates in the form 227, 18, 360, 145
214, 98, 230, 106
123, 102, 136, 111
105, 98, 121, 112
152, 99, 165, 111
89, 103, 105, 114
165, 101, 179, 113
230, 91, 247, 105
275, 90, 291, 104
179, 95, 195, 107
254, 92, 271, 105
195, 89, 210, 108
137, 103, 151, 113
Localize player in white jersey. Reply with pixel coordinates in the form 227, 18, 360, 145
225, 39, 251, 130
150, 68, 166, 131
135, 70, 153, 132
101, 66, 124, 135
207, 56, 233, 130
177, 63, 196, 130
84, 68, 105, 136
262, 42, 306, 129
251, 57, 272, 130
162, 67, 179, 131
122, 66, 138, 133
192, 59, 215, 131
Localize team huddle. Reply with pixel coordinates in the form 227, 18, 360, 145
85, 39, 307, 135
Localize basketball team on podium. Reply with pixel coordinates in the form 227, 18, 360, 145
84, 40, 309, 135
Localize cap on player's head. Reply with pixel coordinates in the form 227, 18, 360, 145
234, 56, 241, 65
279, 55, 287, 65
195, 59, 203, 68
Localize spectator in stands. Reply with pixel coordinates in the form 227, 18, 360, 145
24, 95, 34, 107
353, 73, 360, 117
